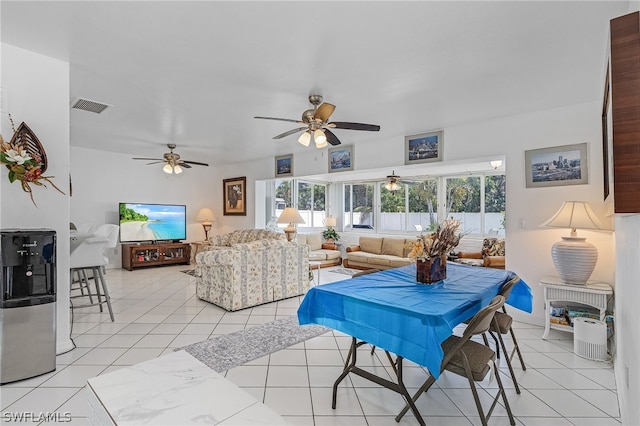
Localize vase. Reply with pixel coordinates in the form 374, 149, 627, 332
416, 255, 447, 284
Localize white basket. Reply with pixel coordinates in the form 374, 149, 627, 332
573, 317, 607, 361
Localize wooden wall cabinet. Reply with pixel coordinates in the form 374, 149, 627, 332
606, 11, 640, 213
122, 242, 191, 271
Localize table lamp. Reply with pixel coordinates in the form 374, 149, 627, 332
277, 207, 305, 241
325, 216, 337, 228
196, 208, 215, 240
540, 201, 607, 284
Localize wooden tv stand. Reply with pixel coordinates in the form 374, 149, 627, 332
121, 242, 191, 271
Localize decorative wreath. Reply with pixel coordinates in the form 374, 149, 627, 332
0, 115, 64, 206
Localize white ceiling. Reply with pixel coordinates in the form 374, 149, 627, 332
0, 1, 631, 169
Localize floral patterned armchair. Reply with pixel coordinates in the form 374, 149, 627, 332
194, 229, 309, 311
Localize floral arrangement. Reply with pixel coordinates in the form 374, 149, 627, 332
0, 116, 64, 206
406, 219, 463, 262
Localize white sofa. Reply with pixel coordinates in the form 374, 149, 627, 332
296, 233, 342, 268
195, 229, 309, 311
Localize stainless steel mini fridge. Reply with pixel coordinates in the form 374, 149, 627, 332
0, 229, 57, 384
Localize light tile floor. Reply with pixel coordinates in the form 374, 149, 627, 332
1, 265, 621, 425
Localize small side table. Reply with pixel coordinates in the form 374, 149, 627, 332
190, 241, 211, 263
539, 276, 613, 339
309, 261, 321, 287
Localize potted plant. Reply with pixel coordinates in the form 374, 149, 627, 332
322, 227, 340, 243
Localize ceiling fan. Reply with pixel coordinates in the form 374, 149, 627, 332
132, 144, 209, 174
384, 171, 423, 191
254, 94, 381, 148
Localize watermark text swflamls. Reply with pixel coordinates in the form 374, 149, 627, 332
2, 411, 72, 422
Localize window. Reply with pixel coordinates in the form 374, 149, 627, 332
446, 176, 481, 233
297, 181, 326, 228
380, 183, 406, 231
484, 174, 506, 236
344, 183, 374, 230
264, 171, 504, 237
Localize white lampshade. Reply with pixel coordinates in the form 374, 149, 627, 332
173, 164, 183, 174
541, 201, 608, 285
298, 131, 311, 147
314, 129, 327, 148
325, 216, 337, 227
277, 207, 305, 241
163, 163, 173, 174
384, 181, 400, 191
196, 208, 216, 225
491, 160, 503, 169
196, 208, 215, 239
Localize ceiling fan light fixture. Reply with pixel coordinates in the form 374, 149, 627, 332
491, 160, 503, 169
384, 181, 400, 191
163, 163, 173, 174
313, 129, 327, 148
173, 164, 183, 174
298, 131, 311, 147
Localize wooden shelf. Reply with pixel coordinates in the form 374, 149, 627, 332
122, 242, 191, 271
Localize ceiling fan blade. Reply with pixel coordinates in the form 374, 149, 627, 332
132, 157, 164, 161
273, 127, 307, 139
182, 160, 209, 166
145, 161, 165, 165
329, 122, 381, 131
254, 116, 303, 124
179, 163, 192, 168
314, 103, 335, 122
324, 129, 341, 146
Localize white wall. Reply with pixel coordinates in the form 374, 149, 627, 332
1, 43, 72, 353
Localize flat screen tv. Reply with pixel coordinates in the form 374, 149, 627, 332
119, 203, 187, 243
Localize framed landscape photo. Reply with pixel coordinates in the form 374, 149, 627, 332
328, 145, 354, 173
525, 143, 588, 188
275, 154, 293, 177
405, 130, 443, 165
223, 176, 246, 215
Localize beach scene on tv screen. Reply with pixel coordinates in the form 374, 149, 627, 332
119, 203, 186, 242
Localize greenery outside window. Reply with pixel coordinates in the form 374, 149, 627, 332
344, 183, 375, 230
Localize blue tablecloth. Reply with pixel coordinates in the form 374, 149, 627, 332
297, 262, 532, 378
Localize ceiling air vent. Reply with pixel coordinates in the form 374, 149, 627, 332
71, 97, 111, 114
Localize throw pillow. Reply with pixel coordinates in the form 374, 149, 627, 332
306, 233, 323, 251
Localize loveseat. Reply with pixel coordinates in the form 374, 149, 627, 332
296, 233, 341, 268
343, 236, 414, 270
195, 229, 309, 311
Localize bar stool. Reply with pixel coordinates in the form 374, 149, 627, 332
70, 236, 115, 321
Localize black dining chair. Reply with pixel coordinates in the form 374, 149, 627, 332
396, 295, 516, 426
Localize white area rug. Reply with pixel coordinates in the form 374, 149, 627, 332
179, 316, 329, 372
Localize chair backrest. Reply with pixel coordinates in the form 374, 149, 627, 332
95, 224, 120, 249
351, 269, 382, 278
70, 237, 111, 268
498, 276, 520, 300
462, 295, 505, 339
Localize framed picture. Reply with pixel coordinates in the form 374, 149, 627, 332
275, 154, 293, 177
328, 145, 354, 173
405, 130, 443, 164
223, 176, 246, 215
524, 143, 589, 188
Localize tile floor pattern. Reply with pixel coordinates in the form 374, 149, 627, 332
1, 265, 621, 425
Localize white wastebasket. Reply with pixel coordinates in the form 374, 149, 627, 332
573, 317, 607, 361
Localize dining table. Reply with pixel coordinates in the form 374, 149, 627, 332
297, 262, 532, 425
